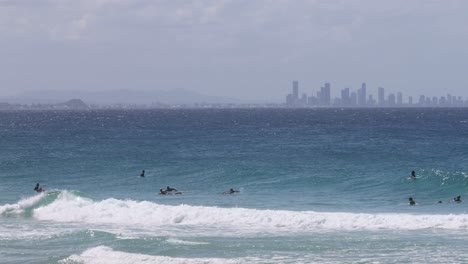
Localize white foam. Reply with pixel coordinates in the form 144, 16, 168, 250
31, 191, 468, 232
166, 238, 210, 245
0, 192, 45, 215
59, 246, 267, 264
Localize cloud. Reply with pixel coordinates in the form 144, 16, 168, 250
1, 0, 466, 43
0, 0, 468, 99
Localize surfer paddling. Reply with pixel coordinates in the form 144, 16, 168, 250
223, 188, 239, 194
160, 186, 181, 195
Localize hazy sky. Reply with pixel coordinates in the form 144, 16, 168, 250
1, 0, 468, 102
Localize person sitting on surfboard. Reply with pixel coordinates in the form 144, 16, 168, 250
410, 171, 416, 179
140, 170, 145, 177
34, 183, 43, 193
409, 197, 416, 205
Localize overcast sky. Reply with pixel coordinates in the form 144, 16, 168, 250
1, 0, 467, 102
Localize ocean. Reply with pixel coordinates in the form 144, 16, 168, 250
1, 108, 468, 263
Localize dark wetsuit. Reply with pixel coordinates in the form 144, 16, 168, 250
34, 184, 43, 192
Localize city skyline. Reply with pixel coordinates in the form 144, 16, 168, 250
286, 81, 468, 107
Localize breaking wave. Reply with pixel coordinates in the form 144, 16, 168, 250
3, 191, 468, 231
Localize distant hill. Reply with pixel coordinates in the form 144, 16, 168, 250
2, 89, 247, 105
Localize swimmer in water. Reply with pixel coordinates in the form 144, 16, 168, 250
409, 197, 416, 205
410, 171, 416, 179
140, 170, 145, 177
454, 196, 462, 203
34, 183, 43, 193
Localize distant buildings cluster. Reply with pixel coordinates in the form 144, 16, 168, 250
286, 81, 468, 107
0, 99, 90, 110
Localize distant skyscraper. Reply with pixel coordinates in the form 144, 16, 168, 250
388, 93, 396, 106
419, 95, 426, 105
286, 94, 292, 105
293, 81, 299, 102
350, 91, 357, 106
301, 93, 307, 105
425, 97, 431, 105
397, 92, 403, 105
378, 87, 385, 106
408, 96, 413, 105
358, 82, 367, 106
341, 88, 350, 106
320, 83, 331, 106
439, 96, 446, 106
367, 95, 375, 106
308, 96, 318, 106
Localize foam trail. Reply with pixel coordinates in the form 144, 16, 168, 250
59, 246, 276, 264
32, 191, 468, 231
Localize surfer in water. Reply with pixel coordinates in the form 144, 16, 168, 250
409, 197, 416, 205
166, 186, 177, 192
223, 188, 239, 194
160, 188, 181, 195
454, 196, 462, 203
140, 170, 145, 177
34, 183, 43, 193
410, 170, 416, 179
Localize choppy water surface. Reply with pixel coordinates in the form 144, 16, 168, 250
1, 108, 468, 263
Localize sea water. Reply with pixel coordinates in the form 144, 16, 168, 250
1, 108, 468, 263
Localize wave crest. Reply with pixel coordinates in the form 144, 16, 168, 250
22, 191, 468, 231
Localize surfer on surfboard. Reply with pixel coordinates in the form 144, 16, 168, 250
34, 183, 43, 193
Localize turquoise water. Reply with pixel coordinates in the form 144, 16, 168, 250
1, 108, 468, 263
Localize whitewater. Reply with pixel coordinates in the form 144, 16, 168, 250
3, 191, 468, 232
